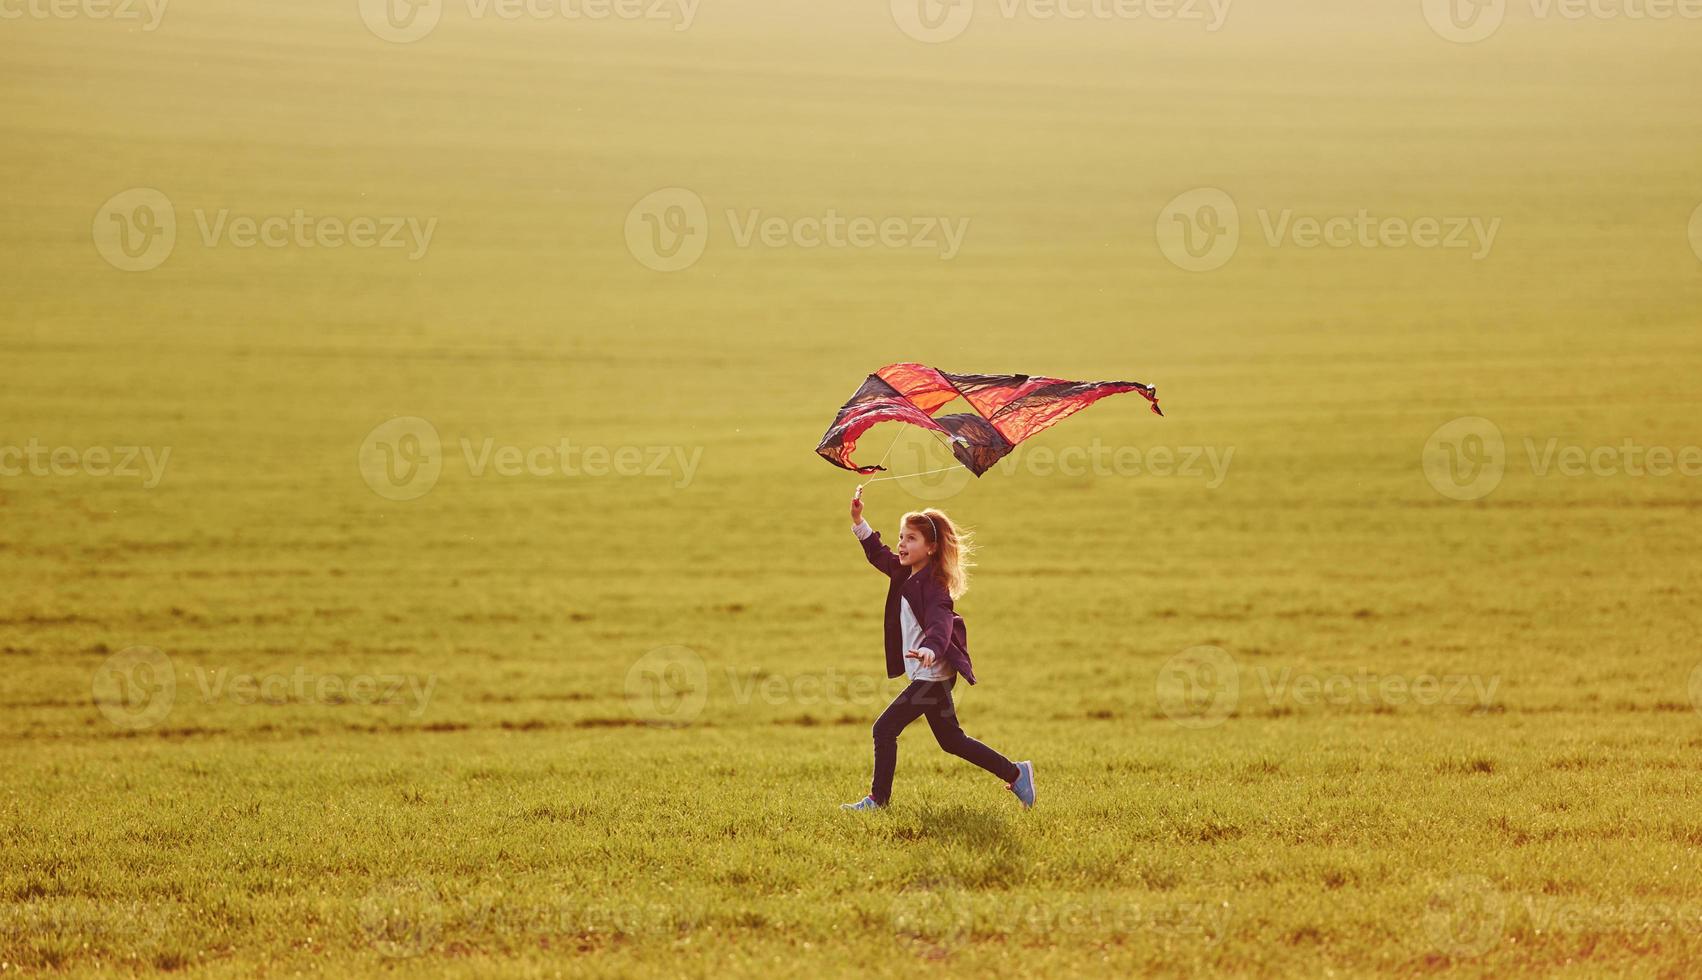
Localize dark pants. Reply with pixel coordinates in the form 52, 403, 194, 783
869, 677, 1019, 805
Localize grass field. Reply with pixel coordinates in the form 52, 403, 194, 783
3, 0, 1702, 976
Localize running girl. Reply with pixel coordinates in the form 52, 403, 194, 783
840, 490, 1035, 811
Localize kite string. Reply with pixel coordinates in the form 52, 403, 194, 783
852, 424, 907, 491
860, 465, 960, 487
870, 424, 904, 472
856, 424, 962, 490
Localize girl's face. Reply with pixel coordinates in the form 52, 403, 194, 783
897, 522, 934, 568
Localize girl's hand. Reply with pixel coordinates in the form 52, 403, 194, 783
850, 488, 864, 526
905, 649, 937, 668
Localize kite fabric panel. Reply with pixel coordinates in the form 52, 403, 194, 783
815, 363, 1162, 477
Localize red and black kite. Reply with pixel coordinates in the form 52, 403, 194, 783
816, 363, 1162, 477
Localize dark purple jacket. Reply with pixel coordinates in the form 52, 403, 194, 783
858, 528, 977, 685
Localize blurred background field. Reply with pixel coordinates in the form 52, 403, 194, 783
2, 0, 1701, 976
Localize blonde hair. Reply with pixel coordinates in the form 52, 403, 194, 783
903, 509, 975, 599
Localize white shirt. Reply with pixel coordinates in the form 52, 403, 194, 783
855, 519, 955, 683
900, 595, 956, 682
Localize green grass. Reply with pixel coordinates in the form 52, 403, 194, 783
3, 0, 1702, 976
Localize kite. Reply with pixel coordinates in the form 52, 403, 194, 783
815, 362, 1162, 478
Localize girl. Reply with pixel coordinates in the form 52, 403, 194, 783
840, 490, 1036, 811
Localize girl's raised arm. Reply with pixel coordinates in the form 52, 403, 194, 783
850, 489, 904, 579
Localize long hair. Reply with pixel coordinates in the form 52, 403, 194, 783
902, 508, 975, 599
